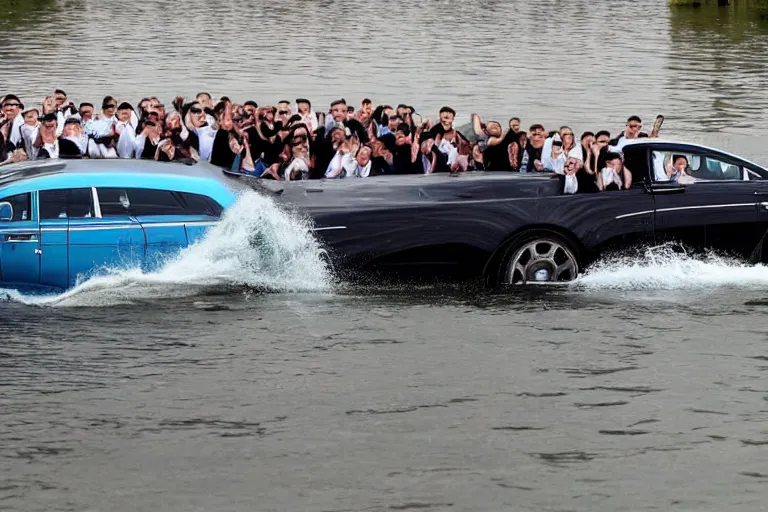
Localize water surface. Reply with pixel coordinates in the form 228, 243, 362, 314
3, 1, 768, 511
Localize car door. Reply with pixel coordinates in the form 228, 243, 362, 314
68, 187, 145, 287
38, 189, 80, 289
177, 192, 223, 245
0, 191, 40, 286
650, 148, 763, 258
113, 188, 190, 271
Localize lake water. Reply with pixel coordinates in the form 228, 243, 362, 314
3, 1, 768, 511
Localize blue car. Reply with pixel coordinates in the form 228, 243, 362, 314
0, 159, 242, 291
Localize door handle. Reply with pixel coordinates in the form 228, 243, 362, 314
5, 233, 38, 242
651, 186, 686, 195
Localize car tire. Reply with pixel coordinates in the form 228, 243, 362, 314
494, 229, 580, 286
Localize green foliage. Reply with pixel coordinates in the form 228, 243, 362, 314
0, 0, 60, 28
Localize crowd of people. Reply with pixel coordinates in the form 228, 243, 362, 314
0, 90, 664, 193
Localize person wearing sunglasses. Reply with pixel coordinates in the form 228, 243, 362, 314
81, 96, 119, 158
1, 95, 25, 151
608, 115, 642, 152
182, 100, 214, 161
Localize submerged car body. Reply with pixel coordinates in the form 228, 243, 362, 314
2, 139, 768, 291
259, 139, 768, 284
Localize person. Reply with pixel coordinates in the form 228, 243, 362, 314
1, 95, 25, 152
541, 133, 566, 174
59, 117, 88, 158
34, 113, 60, 160
114, 102, 137, 158
579, 131, 594, 162
417, 130, 450, 174
391, 123, 420, 174
295, 98, 319, 133
585, 130, 611, 177
432, 106, 470, 156
509, 117, 521, 135
664, 154, 694, 183
19, 108, 40, 159
563, 156, 582, 194
520, 124, 546, 172
471, 113, 510, 171
609, 115, 642, 152
597, 152, 632, 191
83, 96, 119, 158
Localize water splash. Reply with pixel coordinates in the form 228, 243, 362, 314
574, 243, 768, 291
0, 191, 333, 307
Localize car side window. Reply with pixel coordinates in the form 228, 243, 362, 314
39, 188, 94, 220
97, 188, 187, 217
652, 151, 745, 183
0, 193, 31, 222
179, 192, 223, 217
690, 155, 744, 181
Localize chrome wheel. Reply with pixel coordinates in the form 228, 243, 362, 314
505, 238, 578, 285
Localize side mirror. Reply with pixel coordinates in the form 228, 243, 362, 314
0, 202, 12, 222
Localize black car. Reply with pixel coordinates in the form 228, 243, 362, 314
253, 140, 768, 285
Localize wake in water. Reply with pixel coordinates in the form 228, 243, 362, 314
574, 243, 768, 290
0, 191, 333, 307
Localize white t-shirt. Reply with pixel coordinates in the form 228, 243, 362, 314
195, 125, 216, 161
601, 167, 623, 189
9, 113, 24, 147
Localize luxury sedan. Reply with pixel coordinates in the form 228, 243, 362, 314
1, 139, 767, 291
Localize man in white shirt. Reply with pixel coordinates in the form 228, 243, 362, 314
609, 115, 643, 152
1, 95, 25, 150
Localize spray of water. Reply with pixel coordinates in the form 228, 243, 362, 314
0, 191, 333, 307
573, 243, 768, 290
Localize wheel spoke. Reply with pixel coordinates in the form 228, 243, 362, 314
507, 238, 578, 285
555, 260, 575, 280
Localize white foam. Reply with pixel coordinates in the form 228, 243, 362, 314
573, 243, 768, 291
0, 191, 333, 307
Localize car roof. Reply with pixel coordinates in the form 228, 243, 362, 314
0, 158, 239, 190
0, 159, 245, 206
0, 158, 223, 182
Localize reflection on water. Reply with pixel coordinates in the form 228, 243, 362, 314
1, 0, 768, 159
667, 1, 768, 134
